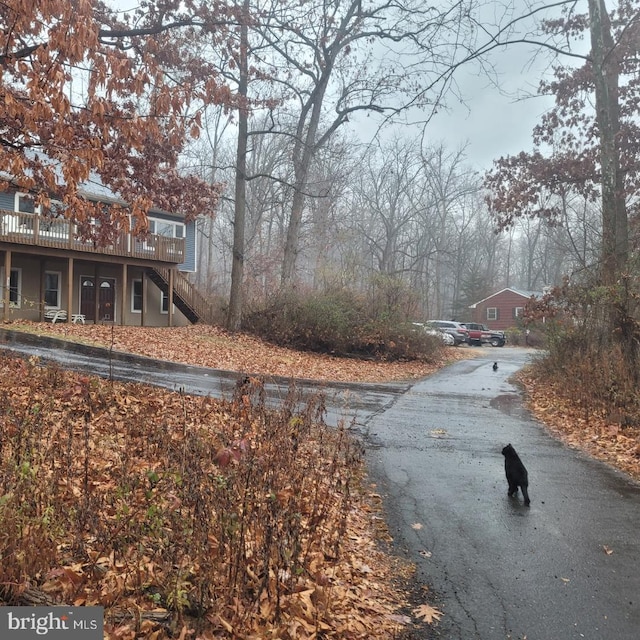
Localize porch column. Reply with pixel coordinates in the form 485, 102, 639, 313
94, 264, 99, 323
121, 263, 127, 326
3, 250, 11, 322
168, 268, 174, 327
67, 257, 74, 316
39, 258, 45, 321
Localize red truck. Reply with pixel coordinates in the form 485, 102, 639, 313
462, 323, 506, 347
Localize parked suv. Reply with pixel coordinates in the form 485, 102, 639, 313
426, 320, 469, 346
413, 322, 455, 345
462, 322, 506, 347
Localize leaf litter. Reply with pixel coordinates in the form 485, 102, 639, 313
0, 351, 441, 638
517, 367, 640, 482
9, 322, 473, 384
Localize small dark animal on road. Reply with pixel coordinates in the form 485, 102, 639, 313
502, 443, 530, 506
492, 362, 498, 371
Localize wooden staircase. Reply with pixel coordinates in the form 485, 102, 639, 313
148, 267, 217, 325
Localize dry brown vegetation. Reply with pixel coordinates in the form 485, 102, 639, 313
0, 353, 423, 638
6, 320, 639, 638
7, 321, 473, 383
518, 350, 640, 483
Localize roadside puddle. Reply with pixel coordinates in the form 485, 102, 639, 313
490, 393, 530, 420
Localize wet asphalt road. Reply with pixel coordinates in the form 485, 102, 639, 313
365, 347, 640, 640
0, 328, 407, 429
2, 330, 640, 639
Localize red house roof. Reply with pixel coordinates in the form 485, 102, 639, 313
468, 287, 543, 309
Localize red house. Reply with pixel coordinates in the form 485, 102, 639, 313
468, 288, 542, 330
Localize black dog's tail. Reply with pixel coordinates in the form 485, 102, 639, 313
521, 484, 531, 506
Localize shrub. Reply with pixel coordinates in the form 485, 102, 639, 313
527, 279, 640, 425
506, 327, 546, 348
0, 356, 407, 637
243, 288, 443, 361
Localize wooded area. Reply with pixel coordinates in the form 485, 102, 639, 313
2, 0, 638, 330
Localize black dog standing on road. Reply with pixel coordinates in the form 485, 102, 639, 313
502, 444, 531, 506
492, 362, 498, 371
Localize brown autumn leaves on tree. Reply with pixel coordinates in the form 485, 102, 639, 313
485, 0, 640, 340
0, 0, 235, 238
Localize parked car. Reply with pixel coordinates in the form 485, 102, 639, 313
462, 322, 492, 346
412, 323, 455, 345
426, 320, 469, 346
462, 322, 506, 347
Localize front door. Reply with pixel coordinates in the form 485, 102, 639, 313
80, 277, 116, 322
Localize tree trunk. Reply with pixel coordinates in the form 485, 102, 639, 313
588, 0, 628, 320
588, 0, 638, 379
280, 174, 306, 287
226, 0, 249, 332
280, 65, 332, 287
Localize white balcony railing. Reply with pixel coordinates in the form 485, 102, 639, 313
0, 209, 185, 264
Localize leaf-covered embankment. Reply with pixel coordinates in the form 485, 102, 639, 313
8, 322, 474, 384
517, 365, 640, 482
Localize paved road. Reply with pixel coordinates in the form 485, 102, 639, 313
0, 328, 407, 429
3, 330, 640, 638
365, 348, 640, 639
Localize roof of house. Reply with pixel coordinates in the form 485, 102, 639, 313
468, 287, 544, 309
1, 151, 178, 217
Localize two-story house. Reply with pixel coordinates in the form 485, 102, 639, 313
0, 178, 215, 326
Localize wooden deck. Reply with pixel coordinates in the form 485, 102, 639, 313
0, 209, 185, 264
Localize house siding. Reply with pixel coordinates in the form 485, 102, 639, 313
0, 185, 200, 327
470, 289, 536, 330
0, 191, 13, 210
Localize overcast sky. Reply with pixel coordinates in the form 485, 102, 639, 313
347, 49, 558, 176
349, 0, 590, 173
426, 57, 556, 171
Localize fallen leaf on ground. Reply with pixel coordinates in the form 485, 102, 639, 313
413, 603, 443, 624
10, 322, 474, 384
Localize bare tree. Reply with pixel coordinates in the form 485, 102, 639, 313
227, 0, 250, 331
250, 0, 484, 286
352, 138, 424, 276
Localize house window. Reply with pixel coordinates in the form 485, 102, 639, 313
14, 193, 37, 231
44, 271, 62, 308
0, 268, 21, 308
15, 192, 37, 214
513, 306, 524, 319
149, 218, 185, 238
131, 279, 143, 312
486, 307, 498, 321
160, 291, 169, 314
